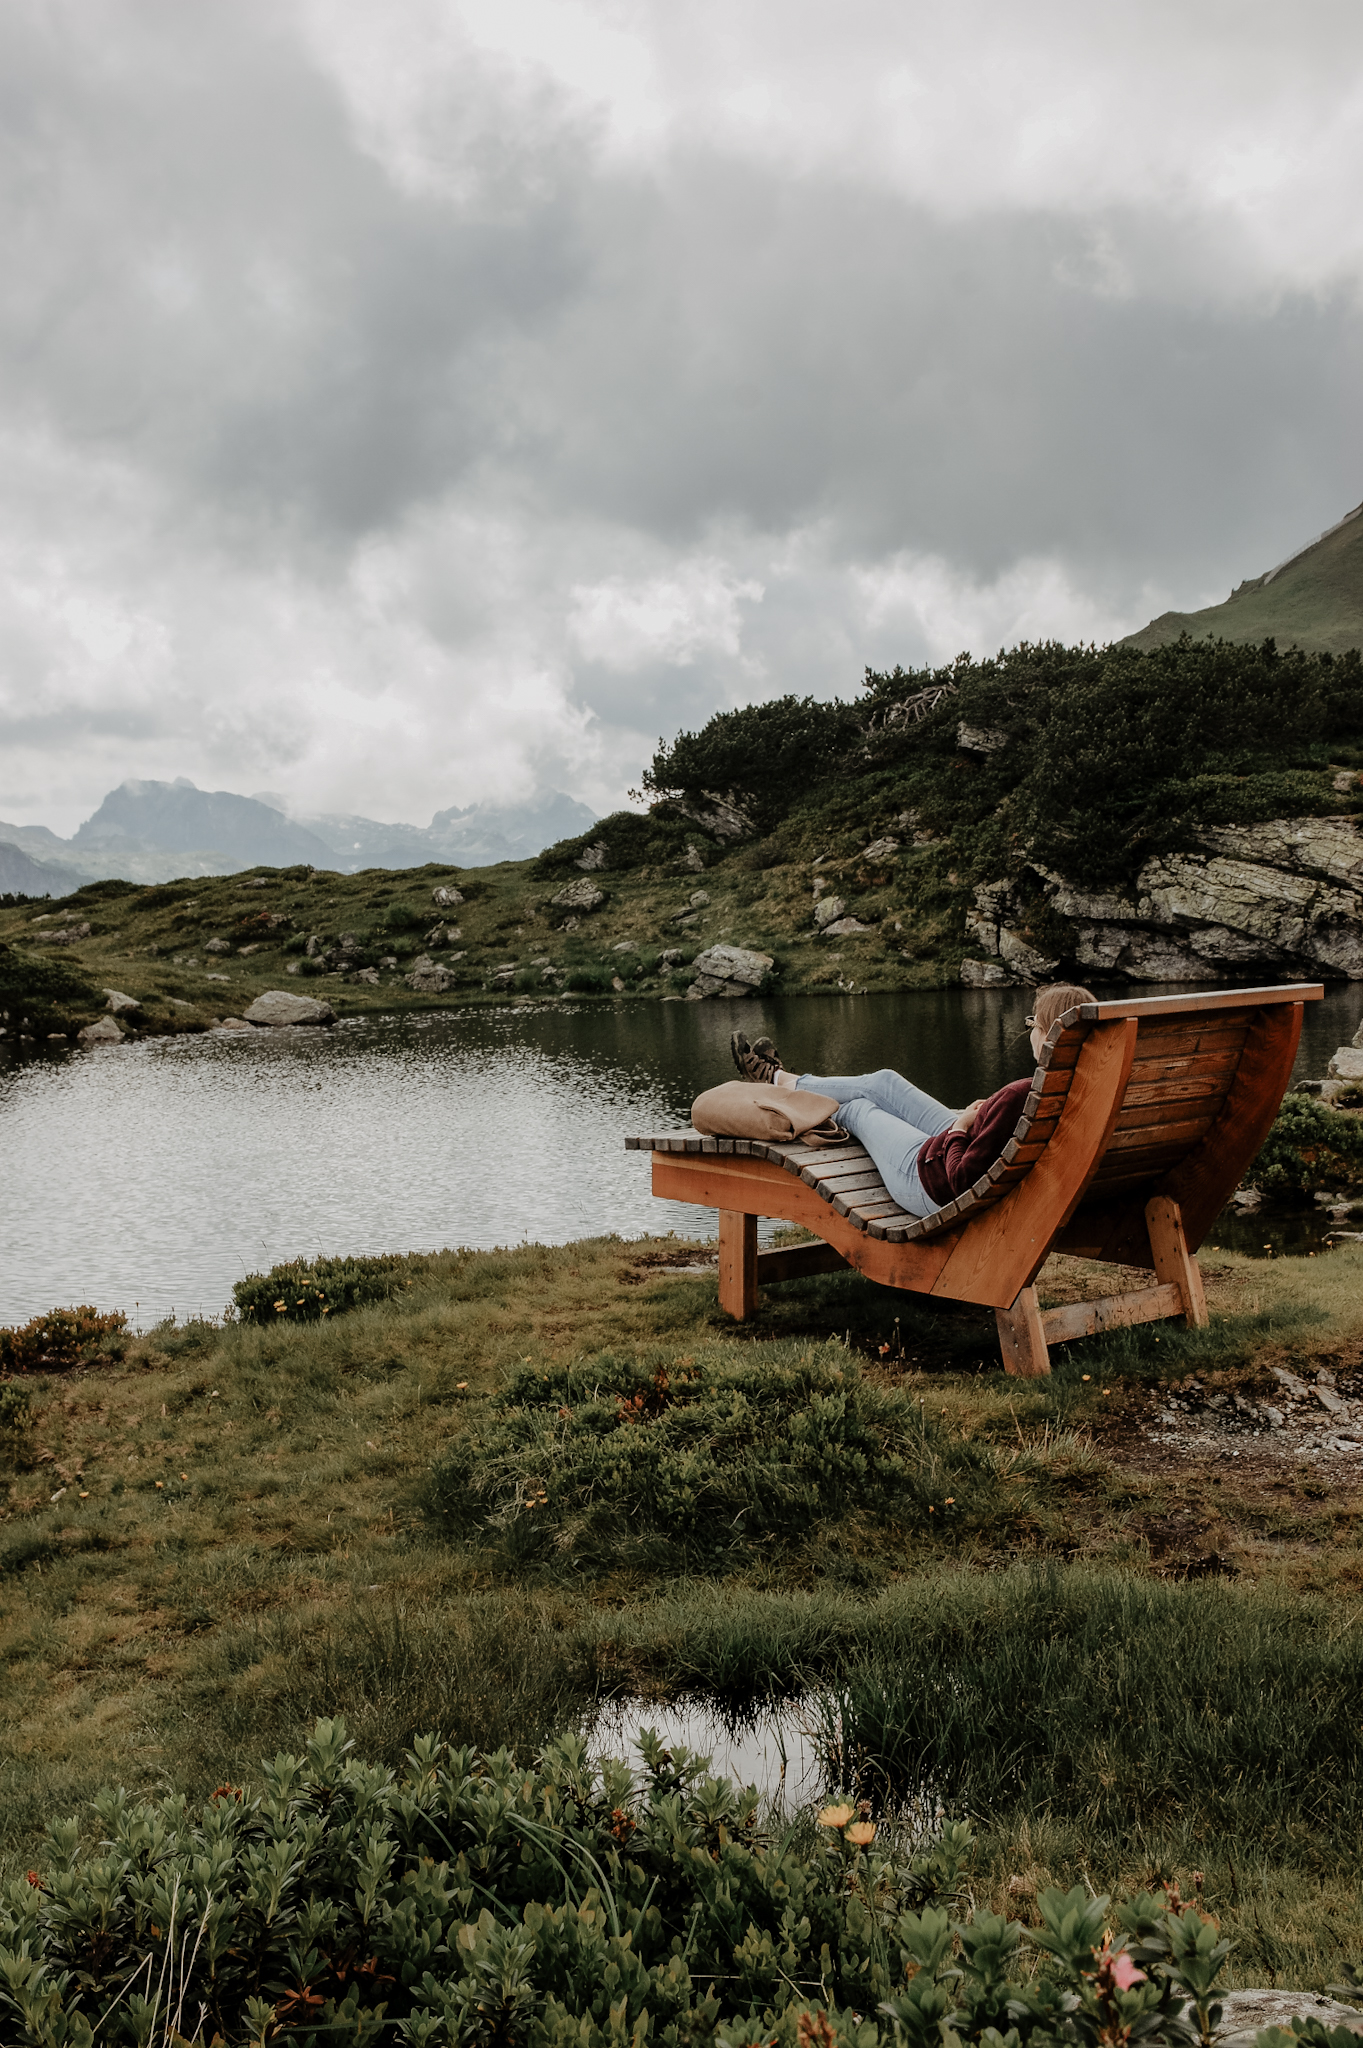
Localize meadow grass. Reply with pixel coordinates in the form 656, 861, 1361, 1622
1, 1234, 1362, 1987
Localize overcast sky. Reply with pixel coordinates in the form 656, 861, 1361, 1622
3, 0, 1362, 834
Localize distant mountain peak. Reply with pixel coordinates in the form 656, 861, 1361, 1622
1125, 495, 1363, 655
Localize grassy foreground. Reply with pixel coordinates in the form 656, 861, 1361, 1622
3, 1234, 1363, 1992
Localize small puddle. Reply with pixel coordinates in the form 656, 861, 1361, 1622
589, 1694, 831, 1808
1205, 1203, 1363, 1260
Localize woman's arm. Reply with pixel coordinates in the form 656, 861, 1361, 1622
950, 1098, 987, 1135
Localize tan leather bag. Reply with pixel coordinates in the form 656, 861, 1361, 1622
690, 1081, 849, 1146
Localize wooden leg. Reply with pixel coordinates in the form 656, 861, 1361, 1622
1145, 1196, 1209, 1329
717, 1210, 758, 1319
995, 1285, 1050, 1376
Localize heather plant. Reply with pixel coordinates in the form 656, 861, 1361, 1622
0, 1305, 127, 1375
0, 1711, 1285, 2048
1246, 1096, 1363, 1197
424, 1345, 1007, 1569
231, 1252, 428, 1325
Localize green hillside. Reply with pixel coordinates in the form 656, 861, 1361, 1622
1125, 500, 1363, 654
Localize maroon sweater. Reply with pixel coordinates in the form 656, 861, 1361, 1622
917, 1076, 1032, 1209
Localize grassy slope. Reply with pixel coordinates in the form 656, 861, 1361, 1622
2, 1233, 1362, 1984
0, 829, 968, 1039
1125, 505, 1363, 655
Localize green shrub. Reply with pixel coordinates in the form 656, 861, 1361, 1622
231, 1252, 428, 1325
425, 1346, 1002, 1570
0, 942, 102, 1036
1247, 1095, 1363, 1196
563, 966, 613, 993
533, 807, 708, 877
0, 1305, 127, 1375
383, 901, 427, 933
0, 1712, 1283, 2047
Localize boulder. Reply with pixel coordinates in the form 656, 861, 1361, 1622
660, 948, 685, 967
574, 841, 609, 871
205, 938, 231, 954
677, 790, 754, 839
1354, 1015, 1363, 1050
820, 917, 874, 938
611, 940, 639, 953
679, 842, 706, 872
960, 959, 1014, 987
550, 876, 606, 913
214, 1016, 254, 1031
78, 1016, 124, 1045
685, 943, 774, 999
1328, 1046, 1363, 1081
689, 889, 710, 907
242, 990, 336, 1027
102, 989, 141, 1016
405, 965, 454, 993
813, 895, 847, 929
431, 885, 464, 908
1217, 1989, 1363, 2048
860, 837, 900, 863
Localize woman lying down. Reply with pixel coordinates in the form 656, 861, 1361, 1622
729, 979, 1095, 1221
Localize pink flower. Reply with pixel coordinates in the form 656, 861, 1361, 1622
1111, 1952, 1146, 1991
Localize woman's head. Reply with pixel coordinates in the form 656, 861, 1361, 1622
1028, 981, 1096, 1062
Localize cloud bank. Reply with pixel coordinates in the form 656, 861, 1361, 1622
2, 0, 1361, 832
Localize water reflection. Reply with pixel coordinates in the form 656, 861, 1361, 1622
1, 982, 1356, 1324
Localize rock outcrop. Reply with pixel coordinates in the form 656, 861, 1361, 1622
550, 877, 606, 914
963, 815, 1363, 984
78, 1016, 124, 1045
685, 944, 773, 999
242, 990, 336, 1027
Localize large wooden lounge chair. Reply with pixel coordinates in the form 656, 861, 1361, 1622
626, 984, 1323, 1376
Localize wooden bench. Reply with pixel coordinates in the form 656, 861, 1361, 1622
626, 984, 1323, 1375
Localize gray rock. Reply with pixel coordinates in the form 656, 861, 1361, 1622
431, 885, 464, 908
214, 1017, 254, 1031
242, 990, 336, 1027
103, 989, 141, 1016
304, 935, 323, 957
680, 842, 706, 872
611, 940, 639, 953
1354, 1014, 1363, 1049
821, 917, 874, 938
689, 889, 710, 907
405, 965, 454, 993
684, 943, 774, 997
38, 921, 92, 946
814, 895, 847, 929
1328, 1046, 1363, 1080
1313, 1383, 1349, 1416
78, 1016, 124, 1045
1217, 1988, 1363, 2047
677, 790, 754, 839
550, 876, 606, 913
660, 948, 685, 967
861, 837, 900, 862
956, 722, 1008, 755
574, 841, 609, 871
205, 938, 231, 954
960, 958, 1015, 987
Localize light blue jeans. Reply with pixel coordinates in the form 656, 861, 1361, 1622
796, 1069, 959, 1217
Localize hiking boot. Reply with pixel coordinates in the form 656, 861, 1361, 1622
731, 1031, 783, 1085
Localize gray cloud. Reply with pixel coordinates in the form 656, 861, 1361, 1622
1, 0, 1360, 831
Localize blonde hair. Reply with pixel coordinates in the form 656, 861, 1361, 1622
1033, 981, 1096, 1039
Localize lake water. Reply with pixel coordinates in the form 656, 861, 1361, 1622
1, 983, 1357, 1326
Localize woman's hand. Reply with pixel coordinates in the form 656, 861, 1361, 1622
951, 1098, 987, 1135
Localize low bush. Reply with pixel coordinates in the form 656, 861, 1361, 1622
5, 1714, 1351, 2047
383, 901, 428, 933
231, 1252, 428, 1325
1247, 1095, 1363, 1196
0, 1304, 127, 1375
0, 941, 102, 1037
425, 1346, 1005, 1570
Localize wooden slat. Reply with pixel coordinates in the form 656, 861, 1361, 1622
1040, 1282, 1184, 1344
1129, 1019, 1249, 1052
1106, 1116, 1215, 1151
1118, 1076, 1233, 1108
1127, 1045, 1242, 1081
1080, 983, 1322, 1021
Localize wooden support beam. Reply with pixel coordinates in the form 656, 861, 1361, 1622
1145, 1194, 1209, 1328
717, 1210, 758, 1319
1040, 1282, 1184, 1346
755, 1241, 847, 1285
996, 1286, 1050, 1376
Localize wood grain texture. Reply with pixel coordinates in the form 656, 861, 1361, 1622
718, 1210, 757, 1319
756, 1241, 847, 1283
996, 1287, 1050, 1376
1145, 1195, 1209, 1328
1040, 1282, 1184, 1345
1080, 984, 1322, 1021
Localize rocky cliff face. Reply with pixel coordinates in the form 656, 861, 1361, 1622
962, 815, 1363, 985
